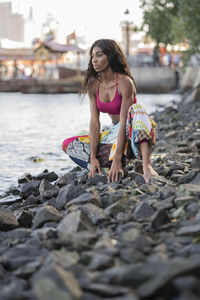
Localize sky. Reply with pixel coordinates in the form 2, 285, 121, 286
0, 0, 144, 45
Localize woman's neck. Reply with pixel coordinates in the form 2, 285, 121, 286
100, 69, 116, 85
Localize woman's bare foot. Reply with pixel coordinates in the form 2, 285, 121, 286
143, 165, 159, 184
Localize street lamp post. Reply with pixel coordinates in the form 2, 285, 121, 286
124, 9, 130, 61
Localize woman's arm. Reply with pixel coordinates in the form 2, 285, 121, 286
108, 77, 135, 182
88, 82, 102, 177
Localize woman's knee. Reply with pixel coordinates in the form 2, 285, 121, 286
128, 103, 146, 114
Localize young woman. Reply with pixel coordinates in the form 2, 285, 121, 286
62, 39, 158, 183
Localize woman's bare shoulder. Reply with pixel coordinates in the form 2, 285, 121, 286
118, 74, 136, 92
88, 77, 99, 95
118, 74, 133, 84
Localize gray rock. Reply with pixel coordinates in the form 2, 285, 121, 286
55, 184, 85, 210
195, 211, 200, 220
176, 224, 200, 236
86, 173, 108, 186
97, 256, 200, 298
0, 277, 29, 300
34, 170, 58, 182
174, 195, 196, 208
153, 197, 174, 211
62, 231, 98, 249
171, 206, 186, 219
186, 202, 199, 215
0, 228, 31, 241
39, 178, 59, 199
116, 212, 133, 223
130, 171, 146, 186
191, 156, 200, 168
65, 192, 101, 208
178, 170, 198, 184
171, 173, 183, 182
104, 200, 126, 217
0, 208, 18, 231
45, 249, 80, 268
133, 202, 155, 221
34, 205, 62, 228
178, 184, 200, 197
136, 258, 200, 298
77, 169, 89, 184
134, 160, 143, 174
94, 232, 118, 250
32, 264, 82, 300
18, 210, 33, 227
32, 227, 57, 241
176, 243, 200, 256
83, 282, 133, 298
18, 172, 32, 184
119, 246, 145, 263
173, 291, 200, 300
79, 203, 106, 225
20, 180, 40, 199
151, 209, 171, 230
191, 172, 200, 184
33, 277, 74, 300
88, 253, 114, 271
13, 259, 41, 277
0, 195, 21, 206
120, 228, 140, 243
102, 189, 128, 208
21, 195, 41, 207
189, 140, 200, 153
165, 130, 177, 138
1, 244, 48, 270
57, 210, 94, 243
172, 275, 200, 293
133, 235, 154, 253
56, 171, 79, 187
169, 162, 185, 172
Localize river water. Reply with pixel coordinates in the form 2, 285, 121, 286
0, 92, 181, 194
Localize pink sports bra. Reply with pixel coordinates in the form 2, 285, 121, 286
96, 74, 137, 115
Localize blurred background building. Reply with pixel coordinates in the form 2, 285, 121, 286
0, 1, 24, 42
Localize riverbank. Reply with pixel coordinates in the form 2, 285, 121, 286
0, 76, 83, 94
0, 66, 182, 94
0, 96, 200, 299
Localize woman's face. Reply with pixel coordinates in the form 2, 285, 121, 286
91, 46, 109, 72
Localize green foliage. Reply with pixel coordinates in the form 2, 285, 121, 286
140, 0, 200, 56
178, 0, 200, 51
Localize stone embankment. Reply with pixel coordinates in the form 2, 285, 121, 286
0, 97, 200, 300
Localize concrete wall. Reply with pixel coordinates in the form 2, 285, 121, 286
180, 66, 200, 102
130, 65, 200, 95
179, 66, 199, 93
130, 66, 180, 94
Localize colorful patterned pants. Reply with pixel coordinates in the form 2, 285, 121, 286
62, 103, 157, 169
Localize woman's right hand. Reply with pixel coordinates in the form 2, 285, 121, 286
89, 158, 102, 178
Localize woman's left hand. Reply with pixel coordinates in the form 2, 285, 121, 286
108, 159, 124, 183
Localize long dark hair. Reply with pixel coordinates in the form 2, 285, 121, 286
79, 39, 135, 94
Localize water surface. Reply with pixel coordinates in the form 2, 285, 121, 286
0, 92, 181, 193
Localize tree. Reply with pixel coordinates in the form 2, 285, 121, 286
140, 0, 200, 57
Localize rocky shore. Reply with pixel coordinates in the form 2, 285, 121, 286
0, 97, 200, 300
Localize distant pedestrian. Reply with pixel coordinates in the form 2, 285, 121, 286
167, 52, 172, 68
153, 46, 160, 67
174, 54, 180, 67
